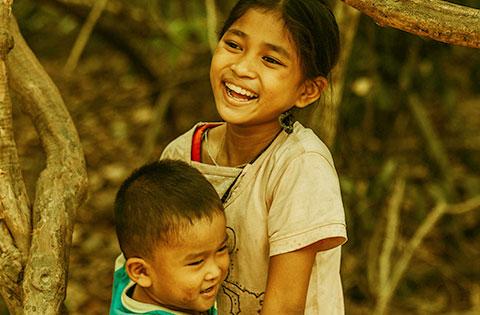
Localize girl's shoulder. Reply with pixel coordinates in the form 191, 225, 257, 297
161, 122, 226, 161
261, 124, 342, 202
272, 122, 335, 167
160, 123, 202, 161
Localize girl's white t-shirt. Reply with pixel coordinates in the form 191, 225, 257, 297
161, 122, 347, 315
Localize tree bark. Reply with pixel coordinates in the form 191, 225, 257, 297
0, 1, 88, 313
342, 0, 480, 49
0, 1, 29, 313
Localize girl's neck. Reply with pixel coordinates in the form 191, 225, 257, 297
212, 122, 282, 167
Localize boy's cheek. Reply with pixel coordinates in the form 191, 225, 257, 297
221, 255, 230, 280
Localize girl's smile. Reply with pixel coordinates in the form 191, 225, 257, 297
224, 81, 259, 102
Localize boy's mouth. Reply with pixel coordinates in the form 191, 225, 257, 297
200, 286, 214, 293
200, 284, 218, 298
224, 82, 258, 102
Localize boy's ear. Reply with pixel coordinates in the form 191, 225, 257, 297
125, 257, 153, 288
295, 76, 328, 109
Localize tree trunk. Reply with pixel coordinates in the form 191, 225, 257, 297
0, 1, 88, 313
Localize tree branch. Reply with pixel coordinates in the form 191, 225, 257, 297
205, 0, 218, 54
0, 2, 31, 313
0, 0, 31, 262
6, 16, 88, 314
374, 203, 448, 315
378, 176, 405, 295
64, 0, 109, 73
373, 195, 480, 314
342, 0, 480, 48
37, 0, 160, 82
447, 195, 480, 214
407, 94, 453, 183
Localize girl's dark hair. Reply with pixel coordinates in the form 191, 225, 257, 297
114, 160, 223, 259
219, 0, 340, 79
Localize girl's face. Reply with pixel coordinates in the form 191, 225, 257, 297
210, 8, 311, 131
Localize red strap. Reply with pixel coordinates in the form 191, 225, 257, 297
191, 123, 222, 162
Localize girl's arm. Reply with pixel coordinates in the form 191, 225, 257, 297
260, 237, 344, 315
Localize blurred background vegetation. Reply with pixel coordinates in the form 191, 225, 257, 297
2, 0, 479, 314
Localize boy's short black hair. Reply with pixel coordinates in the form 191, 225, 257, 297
114, 159, 223, 259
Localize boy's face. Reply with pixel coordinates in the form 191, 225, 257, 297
136, 212, 229, 312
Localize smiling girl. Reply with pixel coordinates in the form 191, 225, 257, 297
161, 0, 347, 314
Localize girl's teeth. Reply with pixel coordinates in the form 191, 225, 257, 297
225, 82, 258, 98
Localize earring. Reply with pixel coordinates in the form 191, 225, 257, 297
279, 110, 295, 134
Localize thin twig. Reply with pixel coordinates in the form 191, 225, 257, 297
205, 0, 218, 54
447, 195, 480, 215
64, 0, 109, 73
374, 203, 447, 315
374, 195, 480, 314
400, 44, 454, 192
408, 94, 453, 186
142, 89, 175, 161
367, 216, 383, 293
378, 176, 405, 293
390, 204, 446, 297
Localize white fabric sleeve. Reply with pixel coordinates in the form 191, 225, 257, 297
268, 152, 347, 256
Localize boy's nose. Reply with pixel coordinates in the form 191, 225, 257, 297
205, 262, 222, 281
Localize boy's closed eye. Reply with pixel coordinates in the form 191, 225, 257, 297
187, 259, 204, 267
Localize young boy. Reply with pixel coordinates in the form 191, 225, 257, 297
110, 160, 229, 315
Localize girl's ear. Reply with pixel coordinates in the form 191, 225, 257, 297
125, 257, 153, 288
295, 76, 328, 109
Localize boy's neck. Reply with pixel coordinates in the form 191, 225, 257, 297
131, 284, 201, 315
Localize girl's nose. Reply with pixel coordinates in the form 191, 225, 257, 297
230, 56, 256, 78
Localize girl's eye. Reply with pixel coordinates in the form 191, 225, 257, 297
263, 56, 282, 65
225, 40, 241, 50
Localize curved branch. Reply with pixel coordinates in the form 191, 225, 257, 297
342, 0, 480, 48
6, 16, 88, 313
0, 0, 30, 266
0, 2, 30, 313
